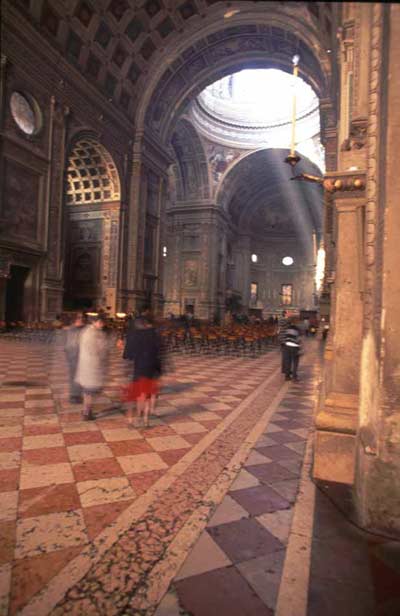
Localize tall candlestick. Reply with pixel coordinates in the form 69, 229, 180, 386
290, 55, 300, 156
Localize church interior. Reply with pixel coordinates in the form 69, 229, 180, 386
0, 1, 400, 614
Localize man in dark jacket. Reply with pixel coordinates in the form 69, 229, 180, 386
123, 317, 162, 427
281, 321, 302, 381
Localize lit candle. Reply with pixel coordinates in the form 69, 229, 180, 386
291, 55, 300, 156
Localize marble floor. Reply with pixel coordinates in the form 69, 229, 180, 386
0, 337, 399, 615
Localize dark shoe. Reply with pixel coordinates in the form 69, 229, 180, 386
82, 411, 95, 421
285, 375, 291, 381
70, 396, 83, 404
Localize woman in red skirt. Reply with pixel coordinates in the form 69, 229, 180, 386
122, 316, 162, 428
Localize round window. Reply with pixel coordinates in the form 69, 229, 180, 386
10, 92, 41, 136
282, 256, 294, 266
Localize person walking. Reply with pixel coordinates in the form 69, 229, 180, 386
63, 312, 86, 404
278, 310, 289, 373
282, 320, 302, 381
122, 316, 162, 428
75, 315, 110, 420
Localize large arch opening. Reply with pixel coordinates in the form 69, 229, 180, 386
131, 8, 334, 319
137, 15, 334, 145
163, 64, 325, 319
63, 137, 121, 313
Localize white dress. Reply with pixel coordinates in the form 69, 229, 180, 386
75, 325, 109, 392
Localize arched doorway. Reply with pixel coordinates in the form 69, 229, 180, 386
63, 138, 121, 314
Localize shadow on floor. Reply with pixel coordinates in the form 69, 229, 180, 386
307, 481, 400, 616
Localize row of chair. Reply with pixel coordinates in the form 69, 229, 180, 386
159, 324, 279, 357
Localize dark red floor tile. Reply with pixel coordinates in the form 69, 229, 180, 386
22, 447, 70, 465
63, 431, 104, 446
10, 546, 82, 614
108, 440, 153, 456
128, 470, 165, 496
0, 520, 16, 565
0, 437, 22, 452
19, 483, 81, 518
159, 448, 188, 466
72, 458, 124, 482
24, 424, 61, 436
83, 499, 135, 540
184, 433, 206, 445
0, 468, 19, 492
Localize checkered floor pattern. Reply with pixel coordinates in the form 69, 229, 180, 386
0, 338, 279, 614
156, 370, 318, 616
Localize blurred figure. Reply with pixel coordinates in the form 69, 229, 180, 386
64, 312, 86, 404
321, 318, 330, 341
278, 310, 289, 373
76, 316, 109, 420
282, 320, 302, 381
52, 314, 63, 329
123, 316, 162, 428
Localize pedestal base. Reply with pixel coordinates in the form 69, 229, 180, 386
313, 392, 358, 485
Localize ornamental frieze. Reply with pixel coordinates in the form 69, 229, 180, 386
341, 118, 368, 151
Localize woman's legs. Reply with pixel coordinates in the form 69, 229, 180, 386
136, 393, 146, 424
142, 394, 156, 428
83, 393, 94, 420
126, 401, 135, 425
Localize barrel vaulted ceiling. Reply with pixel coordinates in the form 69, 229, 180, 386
4, 0, 337, 135
217, 148, 323, 238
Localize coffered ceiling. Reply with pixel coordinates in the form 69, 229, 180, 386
4, 1, 336, 127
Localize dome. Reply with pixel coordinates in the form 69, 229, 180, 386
197, 69, 318, 128
192, 69, 323, 168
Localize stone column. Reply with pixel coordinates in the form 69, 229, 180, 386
314, 174, 366, 485
152, 175, 165, 315
41, 98, 70, 319
163, 215, 182, 317
238, 235, 251, 310
122, 135, 146, 313
354, 3, 400, 536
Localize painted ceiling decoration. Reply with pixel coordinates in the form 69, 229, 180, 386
170, 117, 210, 201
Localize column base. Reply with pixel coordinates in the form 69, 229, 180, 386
313, 392, 358, 485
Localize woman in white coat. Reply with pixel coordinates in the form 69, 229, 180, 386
75, 316, 109, 420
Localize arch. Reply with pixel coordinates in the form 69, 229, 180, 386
170, 117, 210, 201
63, 134, 122, 313
135, 9, 334, 144
66, 137, 121, 206
217, 148, 323, 241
